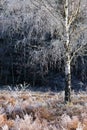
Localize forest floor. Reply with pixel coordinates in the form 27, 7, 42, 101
0, 88, 87, 130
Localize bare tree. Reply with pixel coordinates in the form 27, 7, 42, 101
31, 0, 87, 103
63, 0, 87, 103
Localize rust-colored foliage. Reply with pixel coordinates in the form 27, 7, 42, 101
0, 91, 87, 130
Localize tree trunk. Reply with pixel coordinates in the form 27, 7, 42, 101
65, 54, 71, 103
64, 0, 71, 103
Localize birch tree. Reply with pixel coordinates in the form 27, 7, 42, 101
64, 0, 87, 103
64, 0, 71, 103
32, 0, 87, 103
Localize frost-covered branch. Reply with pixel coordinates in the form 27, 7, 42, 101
68, 0, 81, 27
32, 0, 65, 28
70, 44, 87, 62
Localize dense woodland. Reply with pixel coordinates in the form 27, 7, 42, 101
0, 0, 87, 88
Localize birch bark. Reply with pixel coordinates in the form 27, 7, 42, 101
65, 0, 71, 103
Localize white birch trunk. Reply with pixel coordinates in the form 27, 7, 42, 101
65, 0, 71, 103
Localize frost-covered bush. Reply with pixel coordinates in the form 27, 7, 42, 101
0, 90, 87, 130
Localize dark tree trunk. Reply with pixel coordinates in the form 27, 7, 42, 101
65, 57, 71, 103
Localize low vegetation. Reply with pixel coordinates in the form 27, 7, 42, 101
0, 89, 87, 130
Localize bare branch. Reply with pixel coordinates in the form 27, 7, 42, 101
76, 26, 87, 34
31, 0, 65, 28
70, 26, 87, 40
70, 43, 87, 62
68, 0, 81, 27
70, 25, 87, 45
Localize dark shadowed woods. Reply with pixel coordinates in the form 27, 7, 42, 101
0, 0, 87, 91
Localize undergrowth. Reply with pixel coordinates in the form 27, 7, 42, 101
0, 88, 87, 130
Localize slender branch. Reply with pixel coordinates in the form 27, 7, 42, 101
81, 54, 87, 56
71, 26, 87, 36
70, 26, 87, 45
30, 0, 39, 8
70, 43, 87, 62
31, 0, 65, 28
68, 0, 81, 27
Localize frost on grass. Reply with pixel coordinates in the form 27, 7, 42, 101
0, 90, 87, 130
